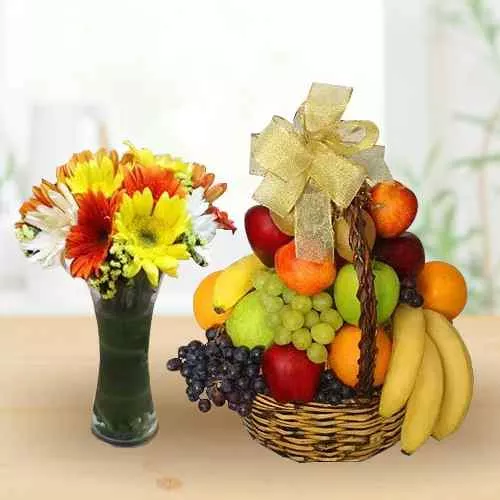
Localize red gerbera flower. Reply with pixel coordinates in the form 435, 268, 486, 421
207, 206, 237, 233
66, 191, 120, 279
123, 165, 185, 201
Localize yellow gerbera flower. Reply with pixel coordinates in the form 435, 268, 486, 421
122, 141, 191, 176
60, 149, 123, 197
114, 188, 190, 286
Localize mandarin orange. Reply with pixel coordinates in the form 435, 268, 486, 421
328, 324, 392, 388
274, 241, 336, 296
416, 261, 467, 320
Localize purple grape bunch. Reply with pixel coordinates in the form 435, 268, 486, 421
167, 326, 268, 417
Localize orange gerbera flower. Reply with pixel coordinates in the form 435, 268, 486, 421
191, 163, 227, 203
123, 164, 186, 201
66, 191, 120, 279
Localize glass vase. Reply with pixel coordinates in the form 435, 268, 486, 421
89, 272, 159, 446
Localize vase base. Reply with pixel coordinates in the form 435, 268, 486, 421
91, 412, 158, 447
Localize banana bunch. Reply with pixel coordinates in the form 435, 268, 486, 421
379, 305, 474, 454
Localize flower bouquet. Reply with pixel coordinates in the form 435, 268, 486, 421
16, 143, 234, 446
167, 84, 474, 462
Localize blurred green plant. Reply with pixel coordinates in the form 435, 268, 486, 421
416, 0, 500, 313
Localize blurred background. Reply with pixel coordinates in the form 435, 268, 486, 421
0, 0, 497, 315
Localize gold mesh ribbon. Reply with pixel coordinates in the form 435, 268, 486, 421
250, 83, 392, 261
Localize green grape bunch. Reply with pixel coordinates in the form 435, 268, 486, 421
251, 268, 344, 364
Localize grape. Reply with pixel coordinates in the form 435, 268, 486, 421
304, 310, 320, 328
329, 393, 341, 405
206, 327, 219, 341
274, 326, 292, 346
222, 347, 234, 359
291, 295, 313, 314
188, 340, 203, 350
311, 323, 335, 345
307, 343, 328, 364
237, 377, 250, 390
292, 328, 312, 350
279, 304, 292, 320
252, 269, 270, 290
216, 335, 232, 349
206, 342, 220, 357
192, 380, 205, 394
228, 401, 239, 411
171, 328, 266, 417
220, 379, 233, 393
226, 391, 241, 404
320, 309, 343, 330
166, 358, 182, 371
246, 364, 259, 378
254, 377, 267, 393
238, 404, 251, 417
264, 273, 284, 296
312, 292, 333, 312
241, 391, 254, 402
282, 287, 297, 304
186, 351, 197, 364
268, 312, 282, 327
249, 346, 264, 363
315, 369, 353, 404
198, 398, 211, 412
282, 309, 305, 331
260, 294, 284, 313
234, 346, 249, 363
227, 364, 240, 380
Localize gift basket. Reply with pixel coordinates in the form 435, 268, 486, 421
167, 83, 473, 462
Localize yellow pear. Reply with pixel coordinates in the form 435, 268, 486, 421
334, 210, 376, 262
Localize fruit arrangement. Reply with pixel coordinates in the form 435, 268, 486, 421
167, 83, 473, 462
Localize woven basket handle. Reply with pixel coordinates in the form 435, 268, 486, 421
346, 187, 377, 397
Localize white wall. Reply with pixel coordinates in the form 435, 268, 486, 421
0, 0, 384, 314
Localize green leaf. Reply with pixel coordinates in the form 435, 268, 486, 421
452, 153, 500, 168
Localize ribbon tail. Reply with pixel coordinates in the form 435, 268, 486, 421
350, 145, 392, 182
294, 181, 334, 262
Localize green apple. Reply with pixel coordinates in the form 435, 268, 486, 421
333, 261, 400, 325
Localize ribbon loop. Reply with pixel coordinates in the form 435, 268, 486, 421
250, 83, 391, 262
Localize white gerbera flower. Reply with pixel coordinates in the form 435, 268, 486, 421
20, 183, 78, 268
187, 187, 217, 245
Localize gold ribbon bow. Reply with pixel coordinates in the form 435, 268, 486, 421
250, 83, 392, 262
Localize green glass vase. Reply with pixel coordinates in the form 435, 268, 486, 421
90, 273, 159, 446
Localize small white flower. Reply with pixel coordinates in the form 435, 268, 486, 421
187, 188, 217, 245
20, 183, 78, 268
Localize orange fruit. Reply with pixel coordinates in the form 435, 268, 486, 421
328, 324, 392, 388
275, 241, 336, 296
193, 271, 232, 329
416, 261, 467, 320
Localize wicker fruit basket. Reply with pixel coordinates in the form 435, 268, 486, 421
242, 189, 404, 462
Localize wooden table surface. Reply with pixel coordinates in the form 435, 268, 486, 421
0, 315, 498, 499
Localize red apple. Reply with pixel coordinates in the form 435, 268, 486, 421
373, 232, 425, 280
262, 344, 323, 403
369, 181, 418, 238
244, 205, 293, 267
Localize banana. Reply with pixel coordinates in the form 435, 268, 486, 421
423, 309, 474, 440
213, 254, 265, 313
401, 334, 444, 454
379, 304, 426, 418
